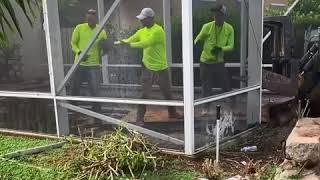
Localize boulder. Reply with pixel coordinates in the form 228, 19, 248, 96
286, 118, 320, 166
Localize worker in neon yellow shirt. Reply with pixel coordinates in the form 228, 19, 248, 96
195, 4, 234, 115
194, 3, 234, 114
70, 9, 107, 112
116, 8, 182, 126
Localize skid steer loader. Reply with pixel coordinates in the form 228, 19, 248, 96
263, 16, 320, 117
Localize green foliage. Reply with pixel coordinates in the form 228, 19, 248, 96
144, 170, 201, 180
0, 0, 40, 44
0, 158, 71, 180
0, 43, 21, 59
265, 0, 320, 27
256, 163, 279, 180
201, 159, 224, 180
71, 128, 159, 180
0, 135, 57, 155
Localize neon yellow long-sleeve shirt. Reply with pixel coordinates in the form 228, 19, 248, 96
71, 23, 107, 66
122, 24, 168, 71
195, 21, 234, 64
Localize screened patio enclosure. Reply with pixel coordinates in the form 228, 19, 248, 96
0, 0, 262, 155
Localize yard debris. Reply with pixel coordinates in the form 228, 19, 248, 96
201, 158, 224, 180
70, 127, 159, 180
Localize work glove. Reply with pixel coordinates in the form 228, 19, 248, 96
100, 37, 117, 54
211, 46, 222, 56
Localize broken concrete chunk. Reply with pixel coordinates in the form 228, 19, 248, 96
286, 118, 320, 166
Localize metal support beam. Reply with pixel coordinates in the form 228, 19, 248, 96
181, 0, 195, 155
98, 0, 110, 85
163, 0, 173, 86
59, 102, 184, 145
56, 95, 183, 106
163, 0, 172, 66
240, 0, 248, 88
194, 85, 260, 106
284, 0, 300, 16
97, 0, 105, 21
56, 0, 121, 93
247, 0, 263, 125
43, 0, 69, 136
263, 31, 271, 43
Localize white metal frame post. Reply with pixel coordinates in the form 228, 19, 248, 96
182, 0, 195, 155
98, 0, 110, 85
163, 0, 173, 85
43, 0, 69, 136
240, 0, 248, 88
247, 0, 263, 125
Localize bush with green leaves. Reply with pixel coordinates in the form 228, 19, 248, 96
0, 0, 39, 45
265, 0, 320, 27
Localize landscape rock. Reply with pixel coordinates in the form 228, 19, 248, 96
275, 168, 320, 180
286, 118, 320, 166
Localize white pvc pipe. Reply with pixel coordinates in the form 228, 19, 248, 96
215, 105, 221, 164
216, 119, 220, 163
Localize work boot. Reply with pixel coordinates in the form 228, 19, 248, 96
136, 105, 146, 126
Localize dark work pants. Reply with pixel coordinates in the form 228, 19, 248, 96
200, 62, 231, 98
71, 66, 101, 112
136, 67, 176, 121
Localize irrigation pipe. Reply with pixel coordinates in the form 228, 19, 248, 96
215, 105, 221, 164
0, 128, 62, 140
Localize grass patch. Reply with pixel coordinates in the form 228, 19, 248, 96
16, 144, 77, 168
0, 158, 72, 180
256, 163, 279, 180
0, 133, 203, 179
0, 135, 58, 155
144, 170, 201, 180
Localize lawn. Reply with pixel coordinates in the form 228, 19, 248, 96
0, 135, 58, 155
0, 125, 293, 179
0, 135, 201, 180
0, 159, 71, 180
0, 135, 70, 180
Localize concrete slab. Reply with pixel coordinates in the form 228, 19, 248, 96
286, 118, 320, 165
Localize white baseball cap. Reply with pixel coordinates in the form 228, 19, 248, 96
136, 8, 155, 20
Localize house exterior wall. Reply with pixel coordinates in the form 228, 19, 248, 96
6, 1, 48, 81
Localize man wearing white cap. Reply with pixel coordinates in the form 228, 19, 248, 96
116, 8, 182, 125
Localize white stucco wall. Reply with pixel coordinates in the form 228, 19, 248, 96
6, 1, 48, 81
